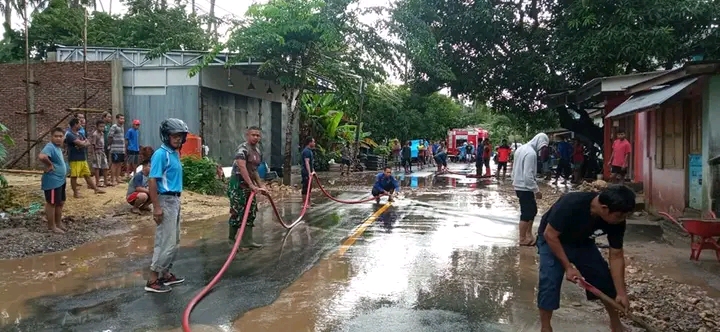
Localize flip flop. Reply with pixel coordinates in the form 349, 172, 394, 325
519, 238, 537, 246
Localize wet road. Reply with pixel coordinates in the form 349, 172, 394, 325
1, 164, 612, 331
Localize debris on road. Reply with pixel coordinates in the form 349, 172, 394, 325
592, 261, 720, 332
577, 179, 608, 192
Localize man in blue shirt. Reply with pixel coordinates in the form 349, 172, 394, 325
127, 159, 151, 214
554, 136, 573, 185
301, 136, 316, 202
125, 119, 141, 177
38, 128, 68, 234
145, 118, 188, 293
372, 167, 400, 204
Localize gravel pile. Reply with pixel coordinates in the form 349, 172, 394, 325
611, 264, 720, 332
0, 214, 127, 259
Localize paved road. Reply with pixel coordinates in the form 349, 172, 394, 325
1, 164, 616, 332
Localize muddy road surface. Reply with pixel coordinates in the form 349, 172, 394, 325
1, 164, 638, 331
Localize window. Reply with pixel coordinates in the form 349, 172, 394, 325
655, 100, 690, 169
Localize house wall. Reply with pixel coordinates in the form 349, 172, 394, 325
0, 62, 113, 168
124, 86, 201, 149
703, 75, 720, 213
200, 68, 299, 167
645, 110, 686, 213
634, 112, 647, 182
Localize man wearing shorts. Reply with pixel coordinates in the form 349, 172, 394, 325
609, 129, 631, 184
536, 185, 635, 332
65, 118, 104, 198
108, 113, 126, 186
372, 167, 400, 204
39, 128, 68, 234
126, 119, 141, 177
90, 120, 109, 188
340, 143, 351, 176
512, 133, 549, 246
127, 159, 151, 214
496, 139, 511, 180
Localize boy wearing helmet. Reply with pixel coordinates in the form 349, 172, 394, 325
145, 118, 188, 293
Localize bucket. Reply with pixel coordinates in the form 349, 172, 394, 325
258, 162, 268, 179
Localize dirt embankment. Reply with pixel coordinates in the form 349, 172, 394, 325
0, 172, 296, 259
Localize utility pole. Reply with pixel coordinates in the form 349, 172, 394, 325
83, 8, 88, 122
24, 0, 37, 168
353, 77, 364, 169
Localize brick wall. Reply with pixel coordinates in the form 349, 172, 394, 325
0, 62, 113, 168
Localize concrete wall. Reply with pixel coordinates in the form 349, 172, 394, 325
200, 68, 299, 167
123, 86, 201, 149
634, 112, 648, 182
703, 75, 720, 213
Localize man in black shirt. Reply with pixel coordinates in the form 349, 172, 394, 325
536, 185, 636, 332
301, 136, 316, 202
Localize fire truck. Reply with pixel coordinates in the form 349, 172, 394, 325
446, 127, 489, 159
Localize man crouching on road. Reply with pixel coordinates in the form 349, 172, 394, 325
536, 185, 636, 332
372, 167, 400, 204
145, 118, 189, 293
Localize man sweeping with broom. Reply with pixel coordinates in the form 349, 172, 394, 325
536, 184, 636, 332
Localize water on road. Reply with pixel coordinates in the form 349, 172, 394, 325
0, 164, 612, 331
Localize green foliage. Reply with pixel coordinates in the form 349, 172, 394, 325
313, 148, 331, 172
181, 156, 224, 195
300, 93, 346, 150
1, 0, 210, 62
373, 145, 391, 156
387, 0, 720, 141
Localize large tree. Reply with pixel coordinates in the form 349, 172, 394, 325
388, 0, 720, 146
191, 0, 394, 185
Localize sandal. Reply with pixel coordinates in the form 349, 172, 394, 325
519, 238, 537, 247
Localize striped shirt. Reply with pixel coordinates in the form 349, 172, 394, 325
108, 124, 125, 153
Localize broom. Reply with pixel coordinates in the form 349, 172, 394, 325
575, 278, 661, 332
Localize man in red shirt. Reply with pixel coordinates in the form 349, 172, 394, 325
496, 139, 512, 180
572, 139, 585, 184
609, 129, 632, 184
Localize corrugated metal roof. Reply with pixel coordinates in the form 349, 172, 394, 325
606, 77, 698, 118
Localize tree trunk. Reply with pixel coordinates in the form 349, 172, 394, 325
3, 0, 12, 29
282, 88, 304, 186
556, 105, 604, 148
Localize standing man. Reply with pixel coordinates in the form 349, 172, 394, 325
227, 126, 268, 251
125, 119, 141, 178
536, 185, 635, 332
572, 139, 585, 184
609, 129, 631, 184
483, 139, 492, 177
554, 136, 573, 185
145, 118, 188, 293
39, 128, 68, 234
301, 137, 316, 200
101, 111, 113, 186
340, 143, 351, 176
475, 139, 485, 177
75, 112, 86, 137
65, 118, 104, 198
107, 114, 126, 186
90, 120, 109, 188
392, 140, 401, 171
496, 139, 512, 180
512, 133, 549, 246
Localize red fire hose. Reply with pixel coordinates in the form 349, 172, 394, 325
181, 173, 384, 331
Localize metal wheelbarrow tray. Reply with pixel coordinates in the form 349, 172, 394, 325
659, 212, 720, 261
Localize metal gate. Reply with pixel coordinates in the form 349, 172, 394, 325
270, 101, 283, 168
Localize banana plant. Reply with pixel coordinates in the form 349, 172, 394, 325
300, 93, 345, 149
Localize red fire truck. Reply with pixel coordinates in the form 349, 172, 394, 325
446, 127, 489, 158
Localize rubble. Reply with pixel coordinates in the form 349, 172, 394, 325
599, 262, 720, 332
577, 179, 609, 192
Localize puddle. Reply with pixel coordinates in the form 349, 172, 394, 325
232, 192, 610, 331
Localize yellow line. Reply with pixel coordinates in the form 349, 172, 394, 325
335, 203, 392, 257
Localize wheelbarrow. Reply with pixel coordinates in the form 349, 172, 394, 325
659, 210, 720, 261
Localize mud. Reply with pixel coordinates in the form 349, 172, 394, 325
0, 173, 295, 260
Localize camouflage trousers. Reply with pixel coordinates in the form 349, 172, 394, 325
227, 176, 257, 228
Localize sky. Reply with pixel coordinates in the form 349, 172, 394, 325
9, 0, 402, 82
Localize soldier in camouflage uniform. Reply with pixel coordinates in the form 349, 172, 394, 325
228, 126, 268, 250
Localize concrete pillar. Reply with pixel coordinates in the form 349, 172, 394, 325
110, 60, 124, 115
260, 99, 272, 162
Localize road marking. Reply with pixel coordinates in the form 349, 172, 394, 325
336, 203, 392, 257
